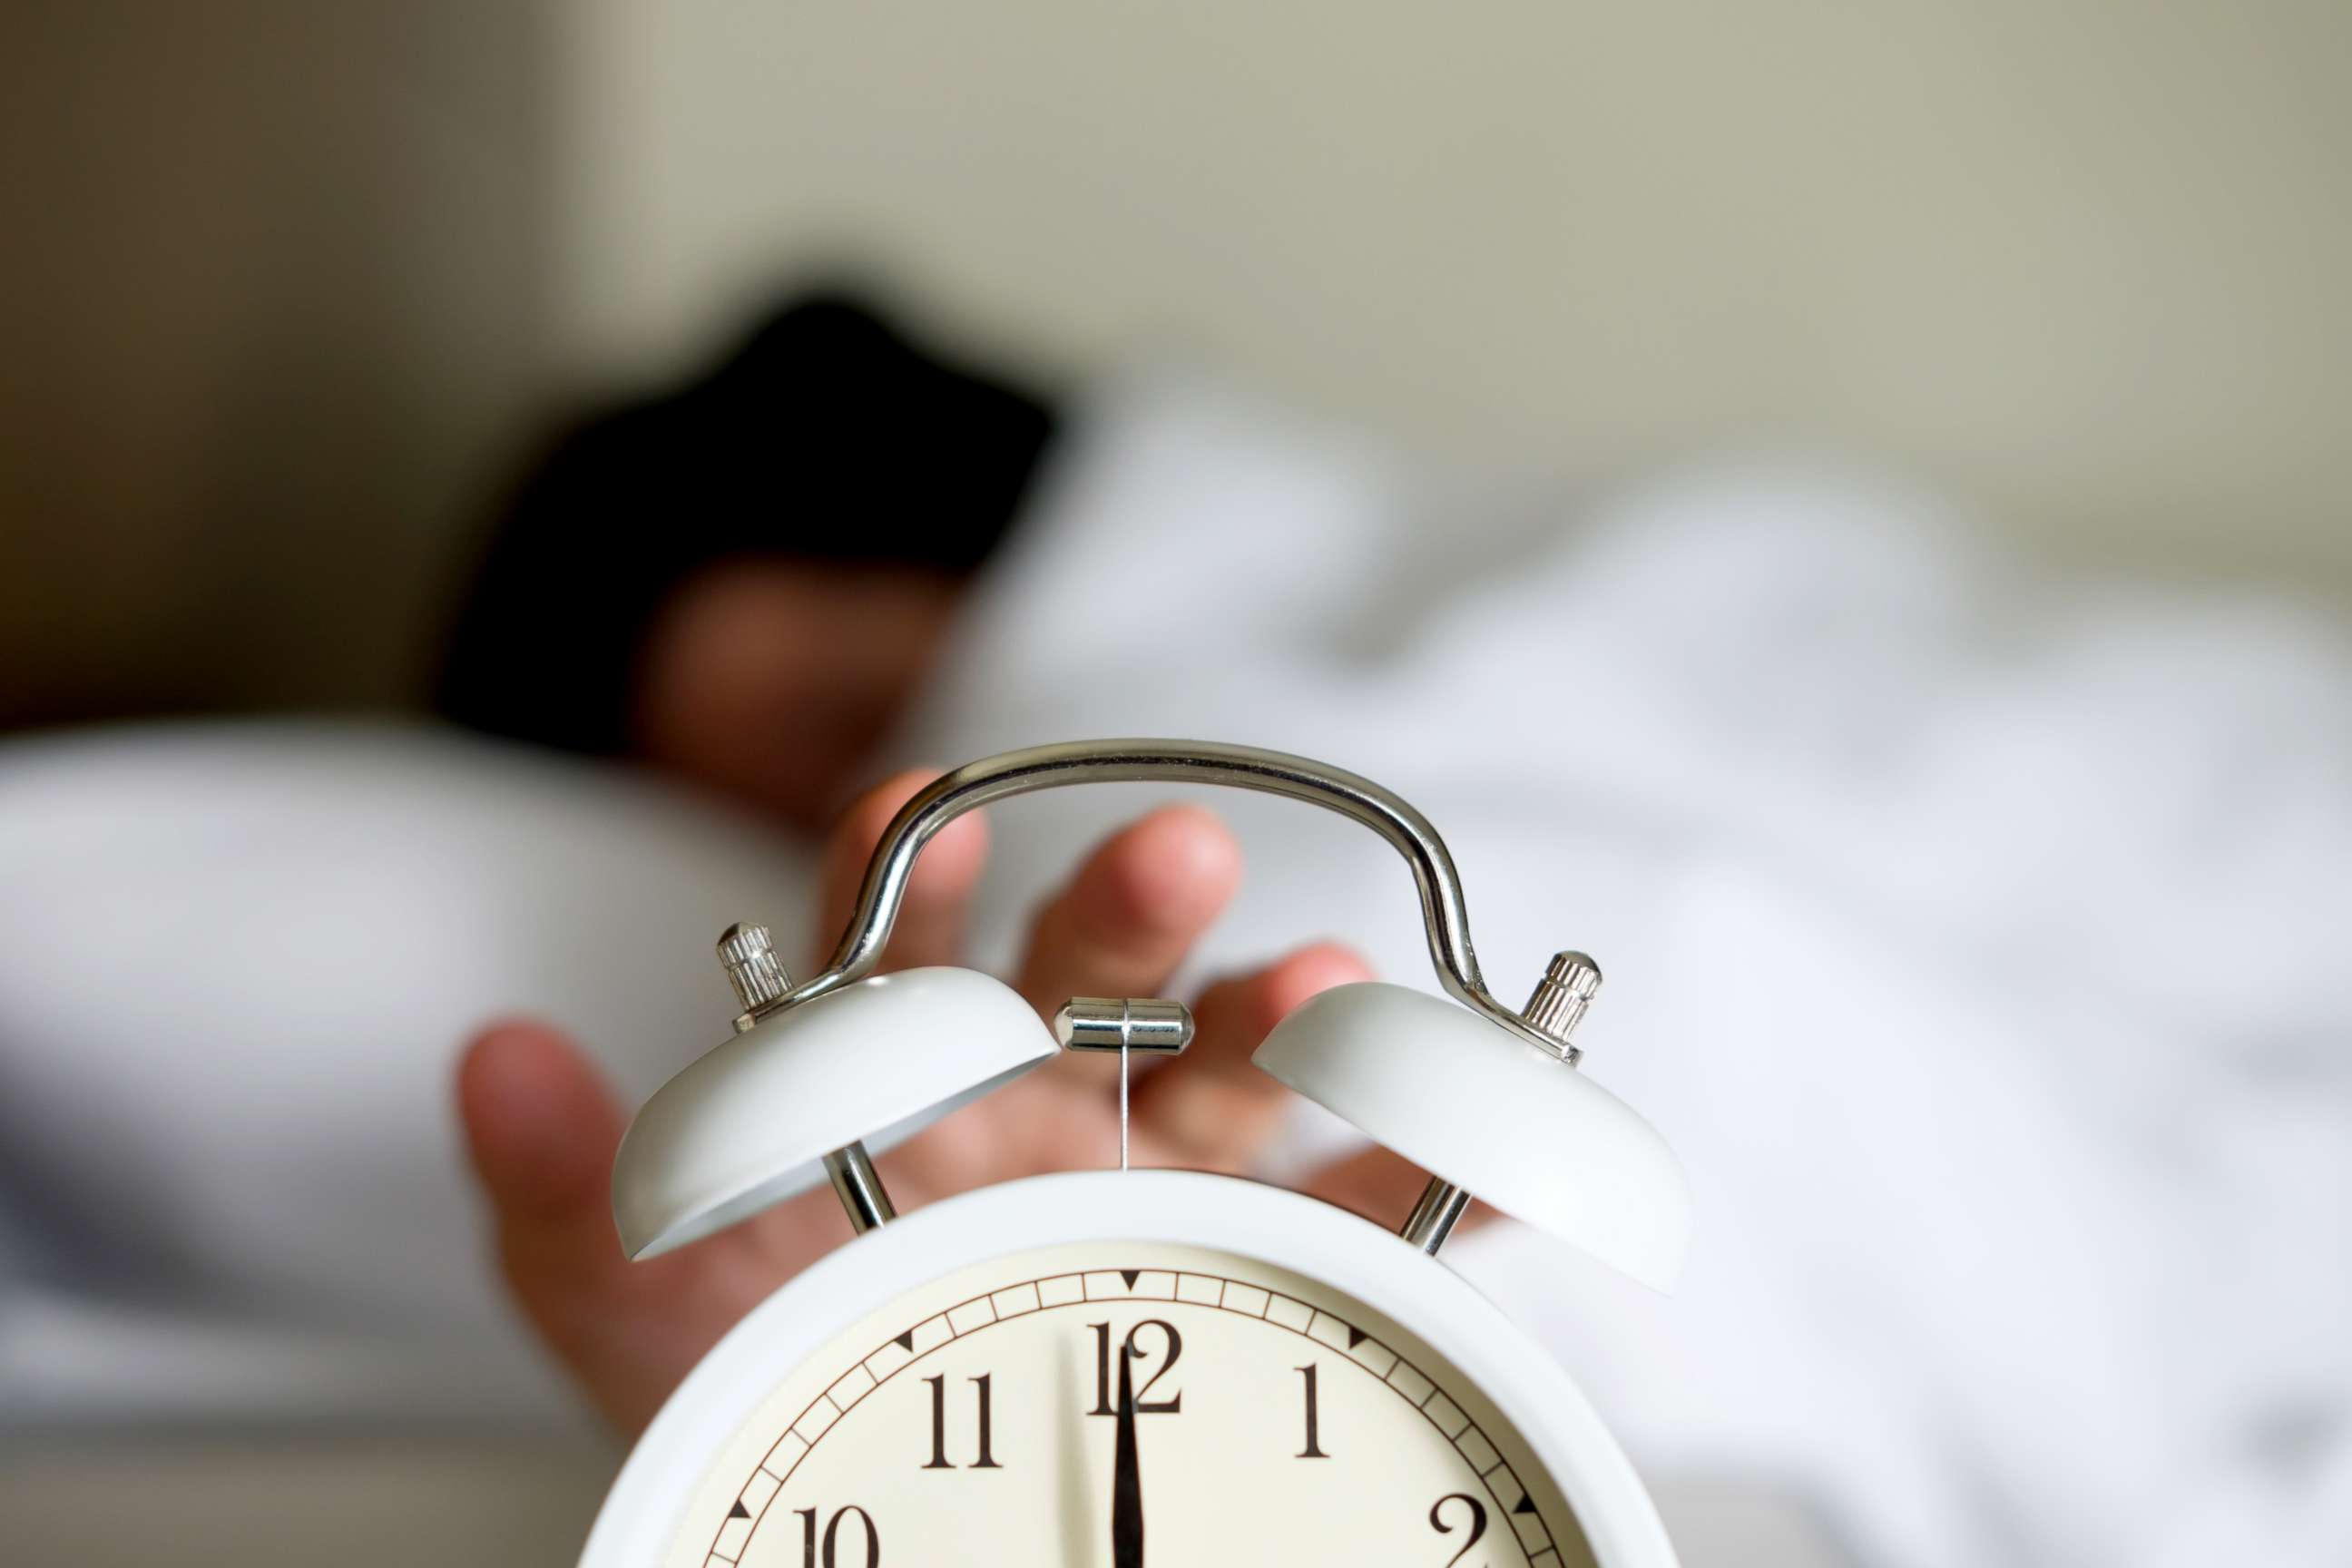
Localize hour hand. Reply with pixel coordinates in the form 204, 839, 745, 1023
1111, 1342, 1143, 1568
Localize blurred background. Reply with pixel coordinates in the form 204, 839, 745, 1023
5, 4, 2348, 1566
6, 0, 2349, 731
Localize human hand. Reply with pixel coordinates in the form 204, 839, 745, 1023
456, 770, 1457, 1436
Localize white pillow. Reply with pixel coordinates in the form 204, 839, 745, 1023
0, 720, 813, 1424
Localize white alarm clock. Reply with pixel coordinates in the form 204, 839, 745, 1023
583, 740, 1692, 1568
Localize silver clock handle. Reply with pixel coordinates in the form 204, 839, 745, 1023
789, 738, 1566, 1059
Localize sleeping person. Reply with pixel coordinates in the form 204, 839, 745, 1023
3, 294, 2341, 1568
442, 297, 2352, 1567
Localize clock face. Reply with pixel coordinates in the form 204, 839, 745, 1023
656, 1240, 1596, 1568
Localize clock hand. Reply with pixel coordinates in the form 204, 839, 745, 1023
1112, 1341, 1143, 1568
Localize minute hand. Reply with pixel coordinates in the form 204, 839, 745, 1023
1112, 1343, 1144, 1568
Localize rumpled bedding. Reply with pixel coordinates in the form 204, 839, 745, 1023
897, 377, 2352, 1568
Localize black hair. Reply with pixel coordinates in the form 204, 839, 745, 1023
435, 291, 1056, 755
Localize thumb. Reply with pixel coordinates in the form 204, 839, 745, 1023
458, 1019, 627, 1228
456, 1020, 698, 1431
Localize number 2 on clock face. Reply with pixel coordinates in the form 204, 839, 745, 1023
671, 1244, 1594, 1568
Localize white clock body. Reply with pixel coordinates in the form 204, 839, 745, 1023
581, 1169, 1677, 1568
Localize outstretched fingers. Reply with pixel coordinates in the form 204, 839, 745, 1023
901, 805, 1247, 1184
1012, 804, 1242, 1017
1132, 943, 1370, 1171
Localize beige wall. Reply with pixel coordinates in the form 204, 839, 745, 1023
556, 0, 2352, 593
5, 2, 2347, 721
0, 3, 552, 721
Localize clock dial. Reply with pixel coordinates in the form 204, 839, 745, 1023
659, 1242, 1596, 1568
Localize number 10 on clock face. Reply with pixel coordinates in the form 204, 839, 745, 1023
671, 1242, 1594, 1568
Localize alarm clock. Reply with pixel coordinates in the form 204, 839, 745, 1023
583, 740, 1692, 1568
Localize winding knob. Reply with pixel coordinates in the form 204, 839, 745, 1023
717, 922, 793, 1020
1519, 950, 1602, 1063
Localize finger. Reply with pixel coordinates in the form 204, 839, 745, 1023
457, 1019, 628, 1239
1298, 1143, 1499, 1238
813, 769, 988, 973
1132, 942, 1369, 1169
1013, 804, 1241, 1016
456, 1021, 710, 1432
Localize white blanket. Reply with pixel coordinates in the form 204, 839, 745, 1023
897, 377, 2352, 1568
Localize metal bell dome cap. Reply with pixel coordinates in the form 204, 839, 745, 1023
612, 965, 1058, 1259
1254, 981, 1692, 1291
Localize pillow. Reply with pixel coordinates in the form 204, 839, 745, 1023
0, 720, 811, 1423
